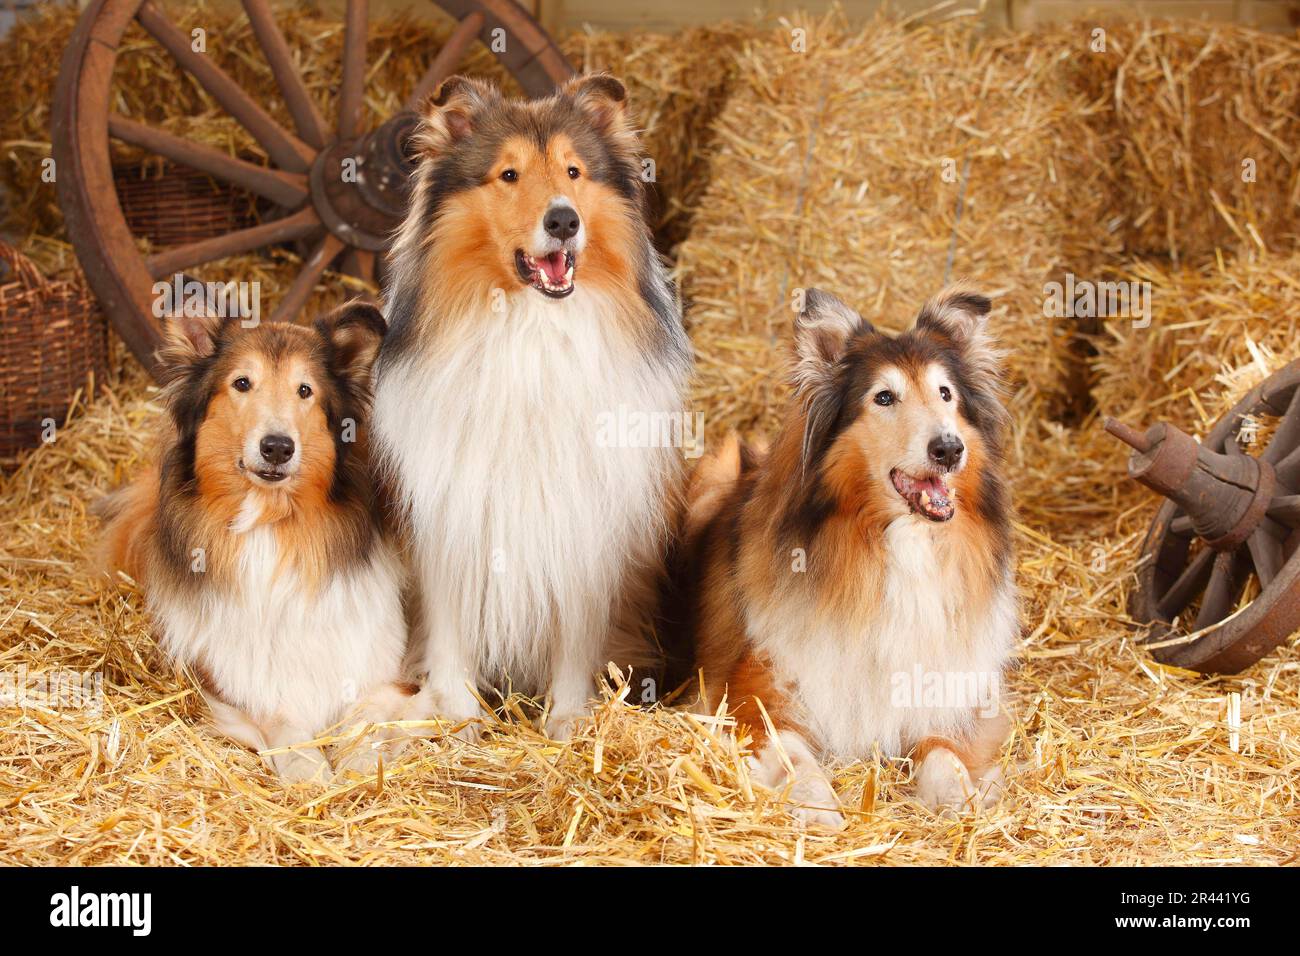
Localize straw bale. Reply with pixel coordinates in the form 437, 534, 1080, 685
1092, 250, 1300, 438
674, 11, 1116, 445
1064, 19, 1300, 264
568, 25, 749, 252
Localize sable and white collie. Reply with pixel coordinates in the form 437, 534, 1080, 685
98, 304, 418, 783
679, 286, 1017, 827
373, 74, 691, 739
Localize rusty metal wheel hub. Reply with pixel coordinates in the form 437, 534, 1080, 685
307, 114, 419, 253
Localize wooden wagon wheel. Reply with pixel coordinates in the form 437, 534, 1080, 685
1104, 358, 1300, 673
51, 0, 573, 377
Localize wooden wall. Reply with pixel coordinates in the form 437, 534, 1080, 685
532, 0, 1300, 33
129, 0, 1300, 35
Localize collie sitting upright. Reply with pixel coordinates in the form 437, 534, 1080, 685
680, 286, 1017, 827
99, 303, 416, 783
373, 74, 691, 739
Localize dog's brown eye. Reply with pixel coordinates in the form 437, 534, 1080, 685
232, 377, 251, 392
568, 166, 580, 180
501, 168, 518, 183
874, 390, 894, 407
298, 383, 313, 400
940, 386, 952, 402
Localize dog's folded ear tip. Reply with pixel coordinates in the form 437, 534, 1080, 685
321, 299, 387, 339
563, 73, 631, 133
937, 282, 992, 316
796, 288, 862, 334
161, 312, 226, 360
916, 286, 994, 342
800, 288, 837, 314
418, 76, 497, 147
430, 74, 466, 105
431, 74, 495, 107
566, 72, 627, 102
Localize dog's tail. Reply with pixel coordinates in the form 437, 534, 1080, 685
657, 432, 766, 700
683, 432, 765, 545
93, 465, 160, 585
91, 484, 133, 523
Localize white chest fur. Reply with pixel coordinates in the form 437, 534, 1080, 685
374, 289, 685, 685
751, 518, 1016, 759
150, 525, 407, 732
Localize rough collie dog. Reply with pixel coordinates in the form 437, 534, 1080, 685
98, 304, 417, 783
680, 286, 1017, 827
373, 74, 691, 740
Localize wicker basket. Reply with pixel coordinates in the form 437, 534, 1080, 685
114, 161, 260, 248
0, 242, 110, 466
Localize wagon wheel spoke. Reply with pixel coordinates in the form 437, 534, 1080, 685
1193, 551, 1250, 632
339, 249, 377, 285
146, 205, 321, 278
404, 12, 486, 112
1156, 545, 1215, 619
1267, 493, 1300, 527
1246, 527, 1285, 588
1262, 384, 1300, 467
109, 116, 309, 208
1170, 514, 1194, 537
270, 234, 346, 324
136, 0, 315, 173
1275, 444, 1300, 488
242, 0, 330, 150
337, 0, 368, 140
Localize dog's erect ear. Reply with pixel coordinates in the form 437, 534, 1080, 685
415, 75, 498, 156
168, 313, 220, 356
563, 73, 629, 135
913, 283, 1002, 388
793, 289, 871, 476
156, 312, 226, 381
793, 288, 867, 395
316, 299, 387, 382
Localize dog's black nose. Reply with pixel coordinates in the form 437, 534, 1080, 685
260, 434, 295, 465
543, 204, 580, 241
928, 435, 964, 469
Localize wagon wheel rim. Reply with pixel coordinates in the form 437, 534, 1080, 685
51, 0, 574, 377
1133, 360, 1300, 673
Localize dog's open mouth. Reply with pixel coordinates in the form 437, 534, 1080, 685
239, 459, 288, 484
515, 249, 575, 298
890, 469, 955, 522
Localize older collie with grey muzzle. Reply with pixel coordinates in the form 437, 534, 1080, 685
677, 285, 1017, 827
373, 74, 692, 740
98, 304, 418, 783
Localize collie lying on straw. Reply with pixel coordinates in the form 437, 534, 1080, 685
97, 304, 420, 783
675, 286, 1017, 827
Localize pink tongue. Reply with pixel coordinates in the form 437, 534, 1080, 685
540, 251, 567, 282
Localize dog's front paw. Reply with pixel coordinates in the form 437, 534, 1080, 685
333, 745, 383, 780
790, 803, 847, 830
974, 763, 1005, 809
449, 720, 484, 743
545, 712, 585, 743
408, 686, 484, 743
275, 746, 332, 786
787, 773, 847, 830
913, 748, 978, 814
